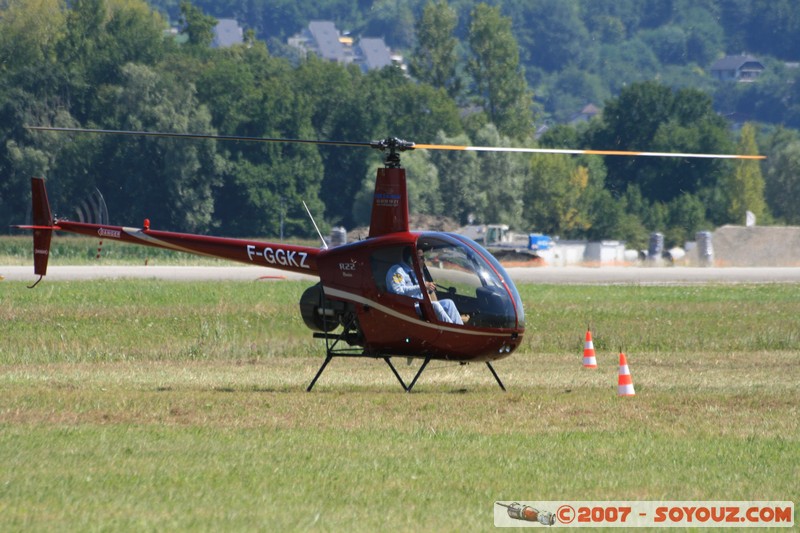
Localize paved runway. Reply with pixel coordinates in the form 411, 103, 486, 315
4, 264, 800, 284
506, 266, 800, 284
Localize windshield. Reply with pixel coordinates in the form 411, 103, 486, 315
416, 233, 524, 329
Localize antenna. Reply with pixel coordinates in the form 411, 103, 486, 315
303, 200, 328, 250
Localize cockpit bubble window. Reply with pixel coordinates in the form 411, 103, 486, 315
416, 233, 524, 329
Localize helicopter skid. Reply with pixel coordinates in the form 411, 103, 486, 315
307, 331, 506, 392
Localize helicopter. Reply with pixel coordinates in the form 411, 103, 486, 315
15, 126, 765, 391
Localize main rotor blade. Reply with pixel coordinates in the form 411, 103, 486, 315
25, 126, 373, 149
413, 143, 766, 160
27, 126, 766, 160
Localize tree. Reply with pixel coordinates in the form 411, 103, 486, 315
467, 3, 533, 139
53, 0, 167, 122
191, 45, 326, 237
721, 123, 768, 225
717, 0, 751, 53
57, 0, 108, 120
99, 0, 168, 76
522, 154, 591, 236
676, 6, 723, 66
180, 0, 216, 48
589, 81, 733, 204
592, 195, 648, 248
745, 0, 800, 60
362, 0, 416, 50
579, 0, 645, 37
409, 0, 461, 99
541, 66, 607, 122
639, 25, 688, 65
636, 0, 676, 29
508, 0, 592, 72
0, 0, 69, 226
91, 63, 222, 232
428, 131, 485, 225
195, 41, 282, 134
384, 81, 463, 142
472, 124, 525, 228
2, 110, 70, 228
0, 0, 66, 75
588, 81, 673, 196
592, 38, 660, 94
399, 149, 442, 217
665, 192, 708, 247
292, 57, 385, 229
765, 141, 800, 224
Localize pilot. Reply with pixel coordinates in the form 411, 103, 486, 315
386, 247, 464, 325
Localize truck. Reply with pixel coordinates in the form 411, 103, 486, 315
473, 224, 554, 261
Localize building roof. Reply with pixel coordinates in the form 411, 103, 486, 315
212, 19, 243, 48
568, 103, 601, 124
287, 21, 405, 72
358, 37, 393, 70
308, 20, 345, 62
710, 54, 764, 71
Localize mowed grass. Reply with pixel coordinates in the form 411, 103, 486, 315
0, 280, 798, 532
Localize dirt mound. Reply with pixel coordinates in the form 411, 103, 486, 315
712, 225, 800, 266
347, 214, 460, 241
489, 249, 544, 266
408, 213, 461, 232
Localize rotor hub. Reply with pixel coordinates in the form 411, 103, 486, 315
370, 137, 415, 168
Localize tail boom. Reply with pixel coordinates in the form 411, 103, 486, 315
14, 177, 321, 278
53, 220, 320, 275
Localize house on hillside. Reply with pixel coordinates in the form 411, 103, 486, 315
288, 21, 354, 65
356, 37, 407, 73
569, 103, 600, 124
357, 37, 391, 70
288, 21, 405, 72
309, 20, 351, 63
709, 54, 765, 82
212, 19, 243, 48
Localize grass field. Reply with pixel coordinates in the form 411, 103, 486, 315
1, 279, 798, 531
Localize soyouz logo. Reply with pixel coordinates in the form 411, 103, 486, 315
494, 501, 794, 528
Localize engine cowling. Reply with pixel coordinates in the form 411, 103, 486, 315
299, 283, 353, 333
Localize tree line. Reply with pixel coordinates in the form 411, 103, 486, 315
145, 0, 800, 128
1, 0, 799, 250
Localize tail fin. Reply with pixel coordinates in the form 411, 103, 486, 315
368, 167, 409, 237
16, 178, 56, 286
31, 178, 54, 273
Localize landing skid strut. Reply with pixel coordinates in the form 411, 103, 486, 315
307, 328, 506, 392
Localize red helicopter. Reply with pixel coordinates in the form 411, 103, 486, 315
16, 127, 765, 391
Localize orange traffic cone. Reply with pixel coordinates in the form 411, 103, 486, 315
582, 328, 597, 368
618, 351, 635, 396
